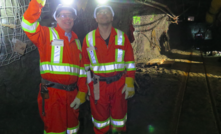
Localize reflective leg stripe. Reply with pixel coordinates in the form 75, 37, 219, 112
22, 17, 40, 33
115, 29, 125, 63
40, 62, 80, 76
86, 30, 98, 64
111, 114, 127, 128
79, 67, 87, 77
44, 130, 66, 134
75, 39, 82, 51
92, 116, 110, 129
125, 61, 136, 71
67, 123, 79, 134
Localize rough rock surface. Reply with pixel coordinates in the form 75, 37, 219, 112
0, 50, 43, 134
132, 7, 171, 63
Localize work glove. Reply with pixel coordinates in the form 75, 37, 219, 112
122, 77, 135, 99
36, 0, 46, 6
70, 91, 86, 110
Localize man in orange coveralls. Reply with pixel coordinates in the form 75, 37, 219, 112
22, 0, 87, 133
82, 4, 136, 134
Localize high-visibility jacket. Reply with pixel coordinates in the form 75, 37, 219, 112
82, 27, 136, 79
21, 0, 87, 92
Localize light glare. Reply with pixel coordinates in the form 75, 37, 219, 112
61, 0, 74, 5
96, 0, 108, 4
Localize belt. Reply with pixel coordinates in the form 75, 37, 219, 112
94, 71, 125, 84
41, 78, 77, 91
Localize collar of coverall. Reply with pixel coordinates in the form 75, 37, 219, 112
55, 24, 78, 41
95, 26, 117, 38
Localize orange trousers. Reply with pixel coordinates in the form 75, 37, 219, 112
37, 85, 79, 134
88, 76, 127, 134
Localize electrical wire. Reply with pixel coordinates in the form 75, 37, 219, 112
135, 0, 179, 24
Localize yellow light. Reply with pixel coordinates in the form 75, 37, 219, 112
96, 0, 108, 4
61, 0, 74, 5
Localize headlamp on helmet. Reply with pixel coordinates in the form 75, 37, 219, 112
96, 0, 108, 4
61, 0, 74, 5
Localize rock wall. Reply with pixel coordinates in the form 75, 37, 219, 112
131, 5, 171, 63
0, 50, 43, 133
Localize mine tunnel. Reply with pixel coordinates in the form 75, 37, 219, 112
1, 0, 221, 134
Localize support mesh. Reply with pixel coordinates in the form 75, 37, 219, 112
0, 0, 50, 66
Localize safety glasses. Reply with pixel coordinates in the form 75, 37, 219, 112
97, 10, 111, 15
57, 13, 76, 20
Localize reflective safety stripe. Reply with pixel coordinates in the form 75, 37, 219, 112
49, 28, 64, 63
115, 29, 125, 46
115, 49, 125, 63
50, 28, 59, 41
75, 39, 82, 51
91, 63, 125, 73
40, 62, 80, 76
79, 67, 87, 77
67, 123, 79, 134
115, 29, 125, 63
86, 29, 133, 74
44, 130, 66, 134
86, 30, 98, 64
22, 17, 39, 33
92, 116, 110, 129
75, 39, 82, 60
125, 62, 136, 71
85, 65, 90, 71
111, 114, 127, 127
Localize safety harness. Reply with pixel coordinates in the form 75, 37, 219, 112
94, 71, 125, 84
86, 29, 128, 103
41, 27, 82, 116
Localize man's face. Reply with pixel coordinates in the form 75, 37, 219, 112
56, 10, 75, 32
95, 8, 113, 25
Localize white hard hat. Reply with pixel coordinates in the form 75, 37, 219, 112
53, 4, 77, 20
94, 5, 114, 18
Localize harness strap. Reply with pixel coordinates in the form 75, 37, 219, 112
41, 78, 77, 91
94, 71, 125, 84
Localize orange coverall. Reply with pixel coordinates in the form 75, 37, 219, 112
82, 27, 136, 134
22, 0, 87, 133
